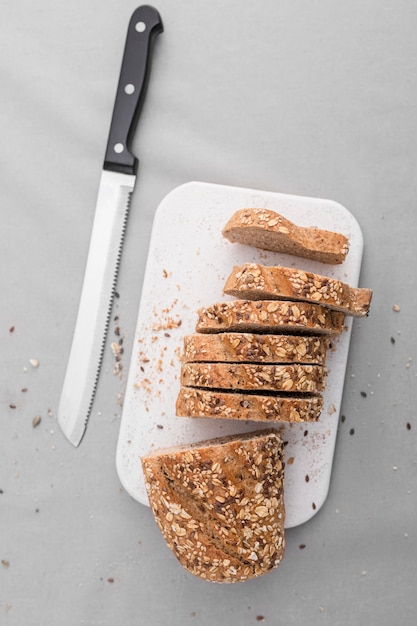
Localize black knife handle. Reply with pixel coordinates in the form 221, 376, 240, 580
103, 6, 163, 175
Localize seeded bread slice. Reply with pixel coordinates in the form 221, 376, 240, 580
222, 208, 349, 264
181, 362, 326, 393
183, 332, 329, 365
224, 263, 372, 317
176, 387, 323, 422
141, 429, 285, 583
196, 300, 345, 335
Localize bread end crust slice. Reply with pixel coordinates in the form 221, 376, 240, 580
222, 208, 349, 264
141, 429, 285, 583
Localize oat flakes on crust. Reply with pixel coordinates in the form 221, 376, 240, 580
176, 387, 323, 422
181, 362, 326, 393
196, 300, 345, 335
141, 429, 285, 583
224, 263, 372, 317
182, 333, 329, 365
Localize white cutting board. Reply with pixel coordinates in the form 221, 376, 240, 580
116, 181, 363, 528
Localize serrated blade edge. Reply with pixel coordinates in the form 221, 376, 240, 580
58, 170, 135, 446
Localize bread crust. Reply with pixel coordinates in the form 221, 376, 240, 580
182, 332, 329, 365
222, 208, 349, 264
181, 362, 326, 393
176, 387, 323, 422
141, 429, 285, 583
224, 263, 372, 317
196, 300, 345, 335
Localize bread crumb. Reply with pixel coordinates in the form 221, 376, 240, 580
32, 415, 42, 428
392, 304, 400, 312
111, 342, 123, 376
29, 358, 39, 368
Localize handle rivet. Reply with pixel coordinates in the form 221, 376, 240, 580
114, 143, 124, 154
124, 84, 135, 95
135, 21, 146, 33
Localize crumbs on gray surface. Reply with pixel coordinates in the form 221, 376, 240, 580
151, 300, 182, 332
111, 315, 124, 378
111, 341, 123, 376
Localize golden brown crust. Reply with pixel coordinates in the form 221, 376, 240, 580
176, 387, 323, 422
141, 429, 285, 583
181, 362, 326, 393
182, 333, 329, 365
222, 208, 349, 264
196, 300, 345, 335
224, 263, 372, 317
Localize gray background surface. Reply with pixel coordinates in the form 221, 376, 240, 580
1, 1, 416, 624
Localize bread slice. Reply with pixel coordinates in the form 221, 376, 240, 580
141, 429, 285, 583
196, 300, 345, 335
181, 362, 326, 393
224, 263, 372, 317
176, 387, 323, 422
183, 332, 329, 365
222, 208, 349, 264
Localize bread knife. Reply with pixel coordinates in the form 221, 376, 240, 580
58, 6, 163, 446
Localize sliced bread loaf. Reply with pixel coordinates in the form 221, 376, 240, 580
222, 208, 349, 264
224, 263, 372, 317
141, 429, 285, 583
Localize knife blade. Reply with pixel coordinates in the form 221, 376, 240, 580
58, 6, 163, 446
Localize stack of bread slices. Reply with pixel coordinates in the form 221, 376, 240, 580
141, 207, 372, 584
176, 208, 372, 425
